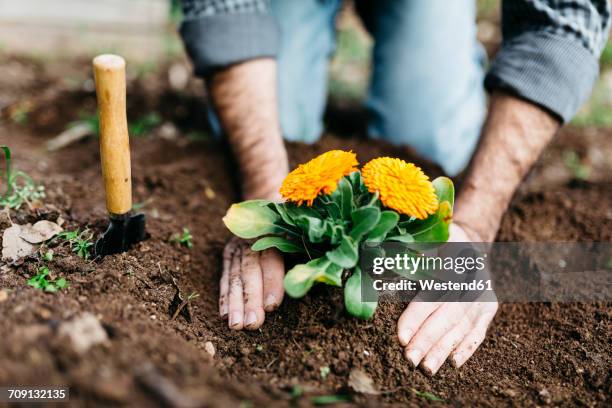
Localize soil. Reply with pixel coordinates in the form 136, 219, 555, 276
0, 57, 610, 407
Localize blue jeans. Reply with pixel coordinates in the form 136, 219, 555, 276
269, 0, 486, 175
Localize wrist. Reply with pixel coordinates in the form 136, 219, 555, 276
453, 92, 560, 242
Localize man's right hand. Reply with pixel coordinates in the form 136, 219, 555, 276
220, 237, 285, 330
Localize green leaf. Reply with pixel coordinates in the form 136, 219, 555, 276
318, 262, 343, 287
284, 258, 329, 298
295, 215, 326, 242
223, 200, 282, 239
284, 258, 343, 298
331, 177, 353, 219
251, 236, 304, 253
386, 233, 415, 243
326, 235, 358, 268
432, 177, 454, 207
412, 388, 444, 402
367, 211, 399, 242
273, 203, 296, 226
55, 278, 68, 289
284, 203, 322, 220
350, 207, 381, 241
323, 221, 344, 245
408, 201, 453, 242
311, 394, 351, 405
344, 267, 377, 319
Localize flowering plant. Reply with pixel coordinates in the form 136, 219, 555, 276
223, 151, 454, 319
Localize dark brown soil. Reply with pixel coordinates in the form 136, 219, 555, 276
0, 57, 610, 407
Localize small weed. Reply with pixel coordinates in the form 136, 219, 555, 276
129, 113, 161, 137
68, 112, 100, 136
55, 229, 94, 259
311, 394, 351, 405
42, 250, 54, 262
319, 366, 330, 379
412, 388, 444, 402
171, 228, 193, 248
256, 344, 264, 352
0, 145, 45, 210
27, 266, 68, 292
562, 150, 590, 180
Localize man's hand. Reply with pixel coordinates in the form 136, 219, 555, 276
397, 223, 498, 376
210, 58, 289, 330
397, 92, 559, 374
220, 237, 285, 330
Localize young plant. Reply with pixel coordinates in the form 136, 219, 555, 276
0, 145, 46, 210
27, 266, 68, 292
171, 228, 193, 248
55, 229, 94, 259
223, 151, 454, 320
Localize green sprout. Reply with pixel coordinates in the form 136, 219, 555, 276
0, 146, 46, 210
129, 113, 161, 137
412, 388, 444, 402
171, 228, 193, 248
319, 366, 330, 379
55, 229, 94, 259
27, 266, 68, 292
562, 150, 590, 180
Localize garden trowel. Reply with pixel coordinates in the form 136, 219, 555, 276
92, 54, 146, 257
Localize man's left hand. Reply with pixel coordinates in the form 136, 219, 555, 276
396, 223, 498, 375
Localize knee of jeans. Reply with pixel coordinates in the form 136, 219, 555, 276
368, 81, 486, 176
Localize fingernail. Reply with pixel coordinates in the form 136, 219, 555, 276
264, 294, 277, 311
398, 328, 413, 346
229, 311, 242, 328
451, 353, 463, 368
421, 358, 439, 376
405, 349, 423, 368
245, 311, 257, 328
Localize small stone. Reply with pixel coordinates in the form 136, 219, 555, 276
58, 312, 108, 354
363, 350, 370, 356
348, 369, 379, 395
19, 220, 63, 244
0, 290, 7, 302
204, 187, 216, 199
2, 224, 35, 261
204, 341, 215, 357
502, 388, 517, 398
539, 388, 551, 403
37, 308, 51, 320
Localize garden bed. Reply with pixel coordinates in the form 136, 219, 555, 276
0, 57, 610, 407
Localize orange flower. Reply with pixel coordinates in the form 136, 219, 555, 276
280, 150, 358, 206
362, 157, 438, 219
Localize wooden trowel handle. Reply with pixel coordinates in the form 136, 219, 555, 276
93, 54, 132, 216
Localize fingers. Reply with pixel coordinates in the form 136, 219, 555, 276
403, 302, 469, 368
451, 302, 498, 367
219, 243, 233, 318
420, 313, 473, 375
228, 246, 245, 330
241, 247, 265, 330
397, 301, 441, 347
261, 249, 285, 312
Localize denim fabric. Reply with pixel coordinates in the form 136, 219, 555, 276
269, 0, 486, 175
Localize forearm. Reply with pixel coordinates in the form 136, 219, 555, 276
209, 58, 288, 200
454, 92, 560, 241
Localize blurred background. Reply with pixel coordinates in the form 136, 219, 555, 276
1, 0, 611, 131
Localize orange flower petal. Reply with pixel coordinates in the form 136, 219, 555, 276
362, 157, 438, 219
